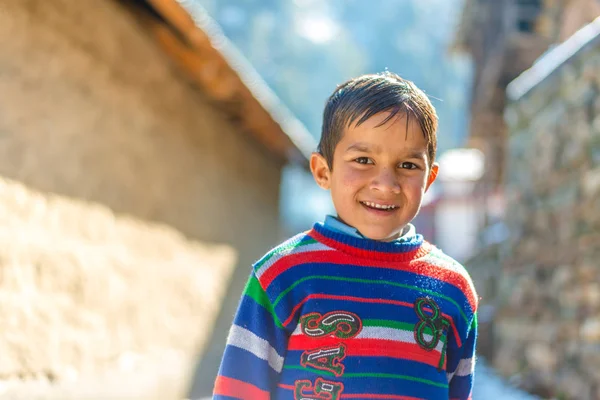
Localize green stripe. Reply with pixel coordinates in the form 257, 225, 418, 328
470, 312, 478, 331
363, 318, 415, 331
254, 237, 318, 271
273, 275, 469, 324
244, 275, 284, 328
283, 365, 448, 388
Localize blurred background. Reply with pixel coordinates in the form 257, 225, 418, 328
0, 0, 598, 399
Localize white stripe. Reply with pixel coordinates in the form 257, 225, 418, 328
227, 325, 284, 373
446, 358, 475, 382
447, 357, 475, 382
255, 242, 332, 279
292, 324, 303, 335
357, 326, 444, 353
454, 357, 475, 376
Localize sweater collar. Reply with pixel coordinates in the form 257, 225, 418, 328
323, 215, 417, 242
309, 222, 431, 262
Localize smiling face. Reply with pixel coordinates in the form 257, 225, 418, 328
311, 112, 438, 242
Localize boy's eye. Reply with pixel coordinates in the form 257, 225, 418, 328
354, 157, 373, 165
400, 162, 418, 169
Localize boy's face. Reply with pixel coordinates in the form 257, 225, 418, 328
311, 112, 438, 242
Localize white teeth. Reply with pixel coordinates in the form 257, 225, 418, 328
363, 201, 396, 210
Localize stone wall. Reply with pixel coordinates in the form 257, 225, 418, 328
0, 0, 286, 397
492, 36, 600, 399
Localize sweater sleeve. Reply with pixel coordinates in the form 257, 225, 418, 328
448, 313, 477, 400
213, 271, 289, 399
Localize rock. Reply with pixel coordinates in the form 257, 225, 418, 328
525, 343, 557, 372
580, 318, 600, 343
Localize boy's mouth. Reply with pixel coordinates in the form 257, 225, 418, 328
360, 201, 398, 211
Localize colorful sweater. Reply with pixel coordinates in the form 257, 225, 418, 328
214, 223, 478, 400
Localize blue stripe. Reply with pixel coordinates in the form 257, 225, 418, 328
272, 261, 474, 320
282, 298, 420, 328
277, 364, 448, 399
449, 374, 473, 398
283, 352, 447, 379
275, 270, 469, 325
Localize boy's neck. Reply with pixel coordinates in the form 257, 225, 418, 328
324, 215, 414, 242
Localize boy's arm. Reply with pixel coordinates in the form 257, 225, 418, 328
213, 271, 288, 400
448, 313, 477, 400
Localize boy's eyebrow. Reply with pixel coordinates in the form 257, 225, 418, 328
345, 142, 380, 152
346, 143, 427, 159
404, 149, 428, 159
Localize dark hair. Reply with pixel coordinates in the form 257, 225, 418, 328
318, 72, 438, 169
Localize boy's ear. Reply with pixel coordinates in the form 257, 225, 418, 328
425, 162, 439, 191
310, 152, 332, 190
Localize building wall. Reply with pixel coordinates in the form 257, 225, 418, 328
0, 177, 237, 399
0, 0, 285, 397
493, 40, 600, 399
459, 0, 599, 193
0, 0, 283, 265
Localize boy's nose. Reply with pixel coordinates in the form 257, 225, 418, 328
370, 168, 401, 194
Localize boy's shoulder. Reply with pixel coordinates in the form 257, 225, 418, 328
420, 243, 472, 276
420, 242, 479, 307
252, 229, 324, 273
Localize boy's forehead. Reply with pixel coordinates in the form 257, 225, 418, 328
347, 109, 409, 129
341, 112, 425, 142
345, 141, 426, 153
334, 112, 430, 159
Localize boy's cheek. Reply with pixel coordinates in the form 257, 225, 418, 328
340, 167, 368, 184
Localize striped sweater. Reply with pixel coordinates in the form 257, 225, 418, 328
214, 222, 478, 400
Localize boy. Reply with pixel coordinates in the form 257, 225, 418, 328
213, 72, 478, 399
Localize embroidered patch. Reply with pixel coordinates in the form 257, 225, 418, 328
300, 311, 362, 339
300, 343, 347, 377
413, 297, 450, 371
294, 377, 344, 400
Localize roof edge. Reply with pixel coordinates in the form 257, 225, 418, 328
507, 15, 600, 101
145, 0, 317, 166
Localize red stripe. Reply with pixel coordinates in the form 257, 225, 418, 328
279, 383, 423, 399
282, 293, 461, 347
278, 383, 295, 390
213, 376, 270, 400
259, 250, 332, 288
258, 246, 476, 311
288, 336, 443, 368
